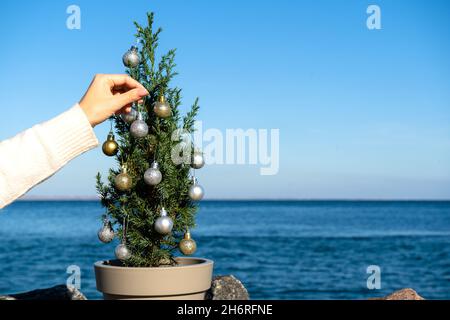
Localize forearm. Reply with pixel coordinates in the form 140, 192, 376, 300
0, 104, 98, 208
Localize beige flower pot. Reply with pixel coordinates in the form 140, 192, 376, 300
94, 257, 214, 300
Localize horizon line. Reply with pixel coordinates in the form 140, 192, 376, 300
17, 196, 450, 202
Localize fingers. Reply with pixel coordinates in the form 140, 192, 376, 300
113, 87, 145, 104
106, 74, 147, 92
106, 74, 148, 111
112, 89, 143, 113
114, 105, 132, 115
111, 88, 148, 111
87, 74, 149, 118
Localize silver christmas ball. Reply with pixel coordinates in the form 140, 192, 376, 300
144, 162, 162, 186
121, 108, 137, 124
189, 182, 204, 201
98, 221, 115, 243
154, 208, 173, 235
130, 113, 148, 138
115, 243, 131, 261
191, 152, 205, 169
122, 46, 140, 68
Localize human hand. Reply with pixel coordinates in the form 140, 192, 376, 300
79, 74, 149, 127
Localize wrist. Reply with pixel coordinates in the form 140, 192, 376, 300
78, 101, 96, 127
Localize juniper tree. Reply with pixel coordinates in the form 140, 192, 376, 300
96, 12, 201, 267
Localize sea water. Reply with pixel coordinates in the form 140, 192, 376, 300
0, 200, 449, 299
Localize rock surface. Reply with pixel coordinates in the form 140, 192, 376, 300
205, 275, 250, 300
0, 285, 86, 300
372, 288, 425, 300
1, 280, 423, 301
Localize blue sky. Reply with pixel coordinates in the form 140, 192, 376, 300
0, 0, 449, 199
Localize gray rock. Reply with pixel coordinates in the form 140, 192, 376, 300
371, 288, 425, 300
206, 275, 250, 300
1, 285, 86, 300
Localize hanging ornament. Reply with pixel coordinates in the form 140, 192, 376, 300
153, 95, 172, 118
130, 112, 148, 138
121, 107, 138, 124
147, 134, 158, 154
102, 133, 119, 157
115, 243, 131, 261
98, 218, 115, 243
144, 161, 162, 186
122, 45, 140, 68
115, 215, 131, 261
114, 166, 132, 191
191, 151, 205, 169
188, 177, 204, 201
179, 230, 197, 256
154, 207, 173, 235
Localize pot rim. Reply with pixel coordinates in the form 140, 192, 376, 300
94, 257, 213, 271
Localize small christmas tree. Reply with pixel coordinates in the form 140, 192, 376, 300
96, 12, 205, 267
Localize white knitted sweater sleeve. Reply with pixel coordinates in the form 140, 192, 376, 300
0, 104, 98, 209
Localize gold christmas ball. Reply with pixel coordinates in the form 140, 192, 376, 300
153, 96, 172, 118
179, 231, 197, 255
102, 134, 119, 156
114, 171, 132, 191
